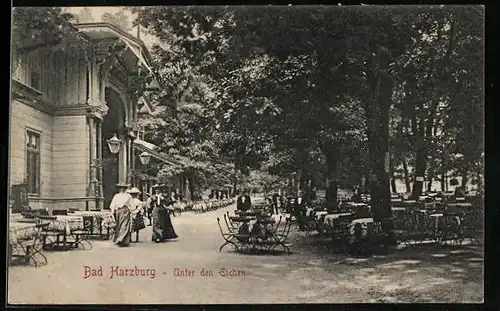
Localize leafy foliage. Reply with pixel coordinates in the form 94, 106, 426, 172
102, 9, 132, 32
132, 6, 483, 203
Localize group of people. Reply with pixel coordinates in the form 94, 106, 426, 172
209, 189, 230, 200
236, 189, 316, 218
109, 183, 178, 247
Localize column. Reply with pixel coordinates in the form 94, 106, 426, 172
87, 116, 98, 197
126, 137, 132, 185
96, 119, 104, 210
118, 129, 128, 184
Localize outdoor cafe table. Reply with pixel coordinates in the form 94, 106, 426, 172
323, 213, 355, 225
9, 221, 38, 245
41, 215, 84, 249
9, 221, 50, 266
349, 217, 383, 240
47, 215, 84, 235
72, 210, 116, 239
447, 202, 473, 209
9, 213, 24, 222
229, 215, 256, 223
429, 212, 462, 241
314, 211, 329, 220
230, 215, 276, 238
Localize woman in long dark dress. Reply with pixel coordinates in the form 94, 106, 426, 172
150, 185, 178, 243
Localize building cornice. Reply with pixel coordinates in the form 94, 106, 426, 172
28, 196, 103, 204
12, 98, 100, 118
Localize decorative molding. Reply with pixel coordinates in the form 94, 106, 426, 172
13, 97, 53, 116
53, 105, 94, 117
28, 196, 101, 203
93, 39, 120, 65
12, 79, 44, 98
13, 95, 100, 117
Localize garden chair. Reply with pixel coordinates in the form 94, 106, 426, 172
10, 221, 50, 267
458, 209, 483, 246
269, 216, 293, 254
71, 215, 93, 250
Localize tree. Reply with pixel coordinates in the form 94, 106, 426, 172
132, 6, 483, 241
74, 7, 94, 23
12, 7, 86, 69
102, 9, 132, 32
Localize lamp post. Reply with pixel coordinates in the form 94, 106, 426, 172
103, 133, 122, 211
107, 134, 122, 155
139, 151, 151, 200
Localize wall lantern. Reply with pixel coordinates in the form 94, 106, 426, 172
139, 151, 151, 165
107, 134, 122, 154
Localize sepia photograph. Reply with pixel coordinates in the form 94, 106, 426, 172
8, 5, 484, 304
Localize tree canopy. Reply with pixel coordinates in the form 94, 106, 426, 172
131, 6, 483, 206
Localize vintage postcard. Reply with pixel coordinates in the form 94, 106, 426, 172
8, 5, 484, 304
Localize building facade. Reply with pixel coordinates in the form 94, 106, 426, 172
10, 22, 155, 210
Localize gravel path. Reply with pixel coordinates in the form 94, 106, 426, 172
8, 204, 483, 304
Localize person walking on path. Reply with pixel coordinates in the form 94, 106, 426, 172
128, 187, 146, 242
109, 183, 133, 247
151, 184, 179, 243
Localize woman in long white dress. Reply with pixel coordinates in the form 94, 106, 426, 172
109, 183, 133, 247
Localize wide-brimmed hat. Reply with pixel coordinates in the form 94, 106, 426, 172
127, 187, 141, 194
116, 183, 131, 188
152, 184, 162, 189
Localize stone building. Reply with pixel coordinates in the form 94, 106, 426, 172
9, 22, 167, 210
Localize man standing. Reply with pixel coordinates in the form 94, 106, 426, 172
236, 190, 252, 212
294, 190, 309, 231
272, 192, 280, 214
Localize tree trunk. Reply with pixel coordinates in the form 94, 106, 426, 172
363, 174, 370, 195
298, 171, 305, 193
411, 146, 426, 199
179, 175, 186, 201
411, 118, 427, 200
476, 161, 482, 190
427, 176, 433, 192
461, 167, 468, 190
402, 157, 411, 194
441, 156, 446, 192
391, 177, 397, 194
445, 173, 449, 192
364, 51, 393, 244
390, 158, 397, 193
187, 172, 195, 201
232, 164, 237, 198
322, 145, 339, 213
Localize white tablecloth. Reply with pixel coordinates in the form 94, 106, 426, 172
9, 222, 38, 244
48, 215, 84, 235
73, 211, 116, 230
349, 217, 374, 236
323, 213, 354, 225
314, 211, 328, 220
